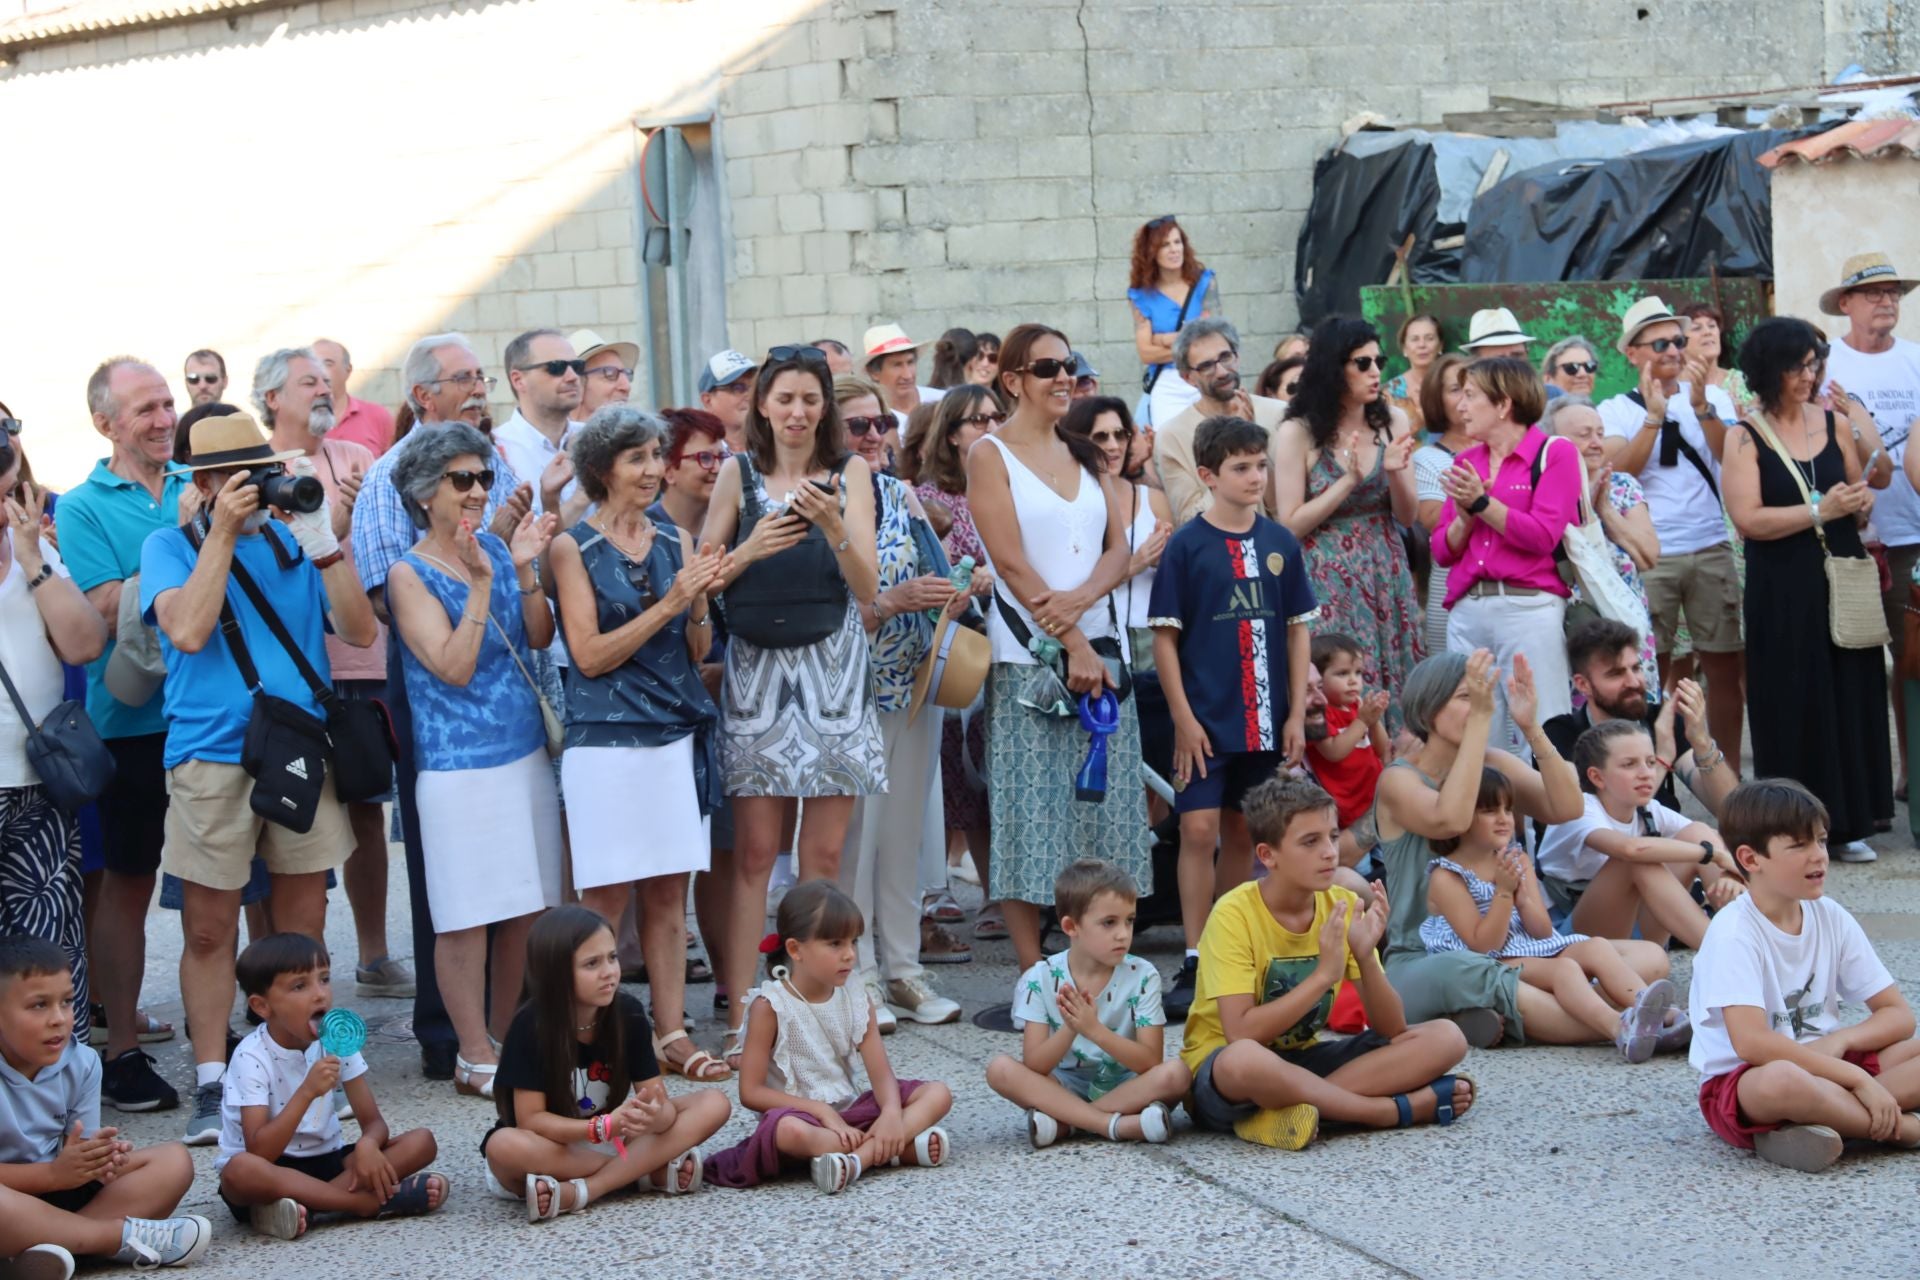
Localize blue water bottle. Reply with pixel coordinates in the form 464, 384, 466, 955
930, 555, 975, 622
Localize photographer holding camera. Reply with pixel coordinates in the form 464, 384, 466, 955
139, 410, 376, 1143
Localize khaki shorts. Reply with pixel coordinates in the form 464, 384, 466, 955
1881, 543, 1920, 664
161, 760, 349, 891
1641, 544, 1743, 655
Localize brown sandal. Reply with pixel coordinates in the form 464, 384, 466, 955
653, 1027, 732, 1082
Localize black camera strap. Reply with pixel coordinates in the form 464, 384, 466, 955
184, 521, 333, 708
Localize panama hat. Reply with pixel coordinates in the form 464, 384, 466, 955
1461, 307, 1537, 351
1819, 252, 1920, 316
909, 613, 990, 721
180, 411, 304, 472
1615, 296, 1691, 354
568, 328, 640, 371
861, 324, 930, 361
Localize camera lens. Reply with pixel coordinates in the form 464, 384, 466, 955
255, 471, 325, 514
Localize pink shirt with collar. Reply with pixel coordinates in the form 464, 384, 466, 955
329, 396, 395, 458
1430, 426, 1580, 607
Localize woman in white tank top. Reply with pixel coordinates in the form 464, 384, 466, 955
966, 326, 1155, 972
1060, 396, 1173, 672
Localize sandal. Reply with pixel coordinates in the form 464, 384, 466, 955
810, 1151, 862, 1195
685, 956, 714, 984
972, 906, 1009, 941
376, 1171, 447, 1219
921, 889, 965, 924
900, 1125, 948, 1167
1391, 1074, 1475, 1128
654, 1028, 732, 1082
454, 1055, 498, 1100
648, 1147, 703, 1195
524, 1174, 590, 1223
918, 921, 973, 965
720, 1023, 747, 1073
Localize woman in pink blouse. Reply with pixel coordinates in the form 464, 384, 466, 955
1431, 357, 1580, 760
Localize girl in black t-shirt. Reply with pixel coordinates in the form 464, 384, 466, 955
481, 906, 731, 1221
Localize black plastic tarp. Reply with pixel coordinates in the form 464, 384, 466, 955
1293, 138, 1457, 327
1461, 127, 1819, 285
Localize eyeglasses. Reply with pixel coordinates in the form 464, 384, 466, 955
1021, 357, 1080, 380
954, 412, 1005, 431
184, 373, 221, 386
1190, 349, 1239, 375
428, 371, 498, 391
0, 418, 21, 436
1556, 361, 1599, 376
1631, 335, 1689, 354
442, 468, 495, 493
767, 345, 828, 367
584, 366, 632, 383
516, 359, 587, 378
685, 448, 731, 471
1349, 355, 1387, 373
1853, 286, 1906, 303
843, 415, 890, 438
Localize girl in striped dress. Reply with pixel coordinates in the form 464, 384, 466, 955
1418, 767, 1686, 1062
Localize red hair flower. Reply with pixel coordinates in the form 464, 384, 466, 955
757, 932, 782, 955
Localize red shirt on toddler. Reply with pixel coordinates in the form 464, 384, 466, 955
1307, 702, 1384, 827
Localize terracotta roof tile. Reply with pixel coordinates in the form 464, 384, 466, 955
1760, 118, 1920, 167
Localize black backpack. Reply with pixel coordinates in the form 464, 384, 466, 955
722, 454, 851, 648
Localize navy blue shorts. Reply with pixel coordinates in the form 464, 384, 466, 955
1173, 750, 1285, 815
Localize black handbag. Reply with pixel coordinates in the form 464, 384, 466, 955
0, 659, 115, 812
722, 454, 850, 648
992, 588, 1133, 706
223, 557, 396, 808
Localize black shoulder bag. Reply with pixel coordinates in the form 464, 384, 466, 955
722, 453, 851, 648
1629, 390, 1719, 499
0, 658, 115, 812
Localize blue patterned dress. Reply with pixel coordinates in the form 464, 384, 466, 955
1418, 855, 1588, 960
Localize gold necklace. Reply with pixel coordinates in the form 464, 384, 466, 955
591, 512, 654, 559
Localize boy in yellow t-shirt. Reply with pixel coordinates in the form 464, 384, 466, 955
1181, 777, 1477, 1148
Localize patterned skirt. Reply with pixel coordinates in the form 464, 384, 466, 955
985, 663, 1151, 905
720, 602, 888, 798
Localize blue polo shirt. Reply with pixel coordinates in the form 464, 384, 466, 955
140, 522, 333, 769
51, 460, 184, 739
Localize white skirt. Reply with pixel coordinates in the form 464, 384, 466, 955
417, 748, 564, 932
562, 738, 710, 890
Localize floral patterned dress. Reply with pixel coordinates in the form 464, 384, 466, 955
916, 483, 988, 831
1300, 444, 1422, 719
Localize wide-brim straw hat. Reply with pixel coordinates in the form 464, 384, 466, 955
910, 613, 990, 720
862, 323, 930, 361
180, 411, 304, 472
1819, 252, 1920, 316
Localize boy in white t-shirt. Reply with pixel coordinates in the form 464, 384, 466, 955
216, 934, 445, 1239
1534, 720, 1743, 950
1690, 779, 1920, 1171
985, 860, 1192, 1148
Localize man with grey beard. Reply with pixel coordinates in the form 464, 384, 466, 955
1154, 318, 1290, 524
254, 348, 412, 1001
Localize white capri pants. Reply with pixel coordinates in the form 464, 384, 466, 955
839, 706, 941, 983
1444, 589, 1572, 763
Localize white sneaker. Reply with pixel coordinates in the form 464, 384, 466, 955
1838, 841, 1879, 863
863, 978, 897, 1035
886, 976, 961, 1024
7, 1245, 75, 1280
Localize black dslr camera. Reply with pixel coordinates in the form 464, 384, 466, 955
244, 464, 324, 515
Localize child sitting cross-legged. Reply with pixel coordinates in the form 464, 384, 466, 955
216, 933, 446, 1240
985, 859, 1193, 1148
1691, 779, 1920, 1172
1535, 720, 1745, 951
482, 906, 730, 1221
0, 935, 210, 1274
1420, 766, 1686, 1063
1181, 776, 1475, 1149
706, 882, 953, 1195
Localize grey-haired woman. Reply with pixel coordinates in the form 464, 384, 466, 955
546, 405, 732, 1083
386, 423, 562, 1099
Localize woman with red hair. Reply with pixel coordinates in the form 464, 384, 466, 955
1127, 216, 1218, 427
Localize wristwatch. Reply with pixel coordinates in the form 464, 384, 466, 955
1699, 841, 1716, 865
23, 564, 53, 592
835, 537, 850, 553
1465, 494, 1491, 515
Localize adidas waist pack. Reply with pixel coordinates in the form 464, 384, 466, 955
240, 692, 330, 834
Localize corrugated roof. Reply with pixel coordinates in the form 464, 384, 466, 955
0, 0, 255, 51
1760, 117, 1920, 166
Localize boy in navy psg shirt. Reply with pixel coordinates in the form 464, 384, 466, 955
1149, 416, 1320, 1017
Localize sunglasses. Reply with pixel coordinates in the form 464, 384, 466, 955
953, 412, 1005, 431
1191, 349, 1239, 375
517, 359, 587, 378
1146, 214, 1175, 230
185, 373, 221, 385
1088, 428, 1132, 446
0, 418, 20, 436
767, 344, 828, 367
625, 559, 659, 612
843, 415, 890, 438
585, 365, 632, 383
1557, 361, 1599, 376
1349, 355, 1387, 373
443, 468, 495, 493
1021, 357, 1080, 380
1633, 335, 1689, 353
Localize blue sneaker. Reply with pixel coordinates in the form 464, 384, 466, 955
182, 1084, 222, 1146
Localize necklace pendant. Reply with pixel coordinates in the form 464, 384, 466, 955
1809, 488, 1822, 508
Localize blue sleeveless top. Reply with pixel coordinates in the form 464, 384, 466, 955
560, 520, 721, 813
1127, 268, 1214, 382
396, 533, 544, 772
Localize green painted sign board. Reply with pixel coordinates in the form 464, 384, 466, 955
1359, 278, 1773, 404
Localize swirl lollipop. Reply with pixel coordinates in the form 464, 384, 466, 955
318, 1008, 367, 1059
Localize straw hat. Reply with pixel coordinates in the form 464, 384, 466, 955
1461, 307, 1537, 351
180, 411, 304, 472
861, 324, 930, 361
909, 614, 990, 720
1615, 296, 1691, 354
1819, 252, 1920, 316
